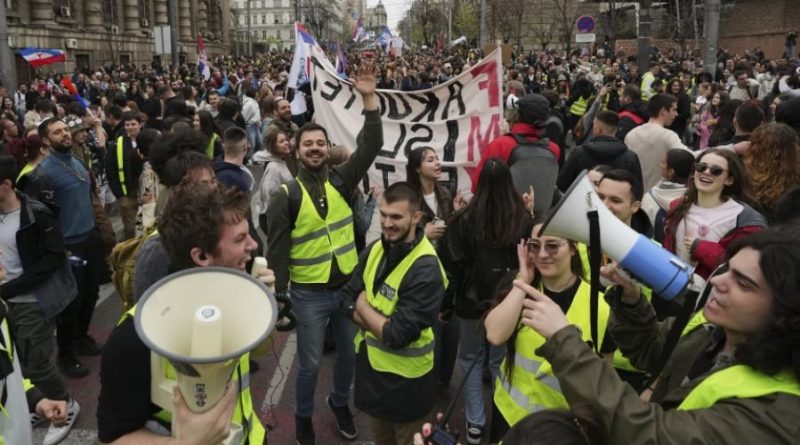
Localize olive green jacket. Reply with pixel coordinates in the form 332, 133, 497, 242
536, 297, 800, 444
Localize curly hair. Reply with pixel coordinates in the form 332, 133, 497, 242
727, 228, 800, 380
158, 183, 251, 271
745, 123, 800, 210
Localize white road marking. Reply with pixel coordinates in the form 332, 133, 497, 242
260, 332, 297, 414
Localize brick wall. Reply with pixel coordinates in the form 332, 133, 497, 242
719, 0, 800, 59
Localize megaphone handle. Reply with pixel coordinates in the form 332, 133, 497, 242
587, 209, 601, 354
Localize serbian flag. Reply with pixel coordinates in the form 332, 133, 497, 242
60, 77, 90, 109
19, 48, 66, 68
197, 33, 211, 80
352, 18, 367, 42
335, 43, 348, 79
376, 27, 392, 51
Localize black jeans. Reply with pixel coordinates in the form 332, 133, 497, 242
57, 228, 104, 360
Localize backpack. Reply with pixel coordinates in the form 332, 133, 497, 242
108, 225, 158, 309
506, 133, 559, 218
618, 110, 645, 126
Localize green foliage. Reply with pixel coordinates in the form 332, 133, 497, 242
454, 2, 480, 41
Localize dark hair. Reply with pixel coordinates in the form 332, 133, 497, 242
383, 181, 423, 213
37, 117, 62, 140
121, 110, 142, 123
773, 186, 800, 226
217, 98, 239, 119
223, 126, 247, 144
263, 129, 289, 156
105, 105, 123, 121
65, 101, 86, 118
260, 96, 278, 117
599, 168, 643, 201
457, 158, 529, 245
161, 150, 214, 187
0, 155, 18, 187
665, 148, 695, 184
136, 128, 160, 159
621, 84, 641, 102
666, 148, 755, 246
727, 228, 800, 380
646, 93, 678, 118
735, 102, 765, 133
594, 110, 619, 128
708, 98, 742, 147
34, 99, 55, 114
159, 183, 251, 271
149, 129, 208, 185
405, 146, 437, 191
112, 93, 128, 108
501, 405, 604, 445
196, 110, 222, 140
295, 122, 329, 147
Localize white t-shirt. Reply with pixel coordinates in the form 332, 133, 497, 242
674, 199, 743, 263
423, 192, 438, 217
0, 208, 34, 303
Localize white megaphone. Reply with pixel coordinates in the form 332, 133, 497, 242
539, 171, 694, 300
135, 267, 278, 444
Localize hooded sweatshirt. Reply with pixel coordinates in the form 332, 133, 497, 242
251, 150, 292, 227
557, 135, 643, 192
642, 180, 687, 242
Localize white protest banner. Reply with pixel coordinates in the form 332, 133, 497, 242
310, 48, 503, 196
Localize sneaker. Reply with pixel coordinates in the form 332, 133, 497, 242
466, 422, 484, 445
295, 415, 316, 445
30, 412, 46, 428
74, 336, 102, 356
326, 395, 358, 439
59, 356, 89, 378
43, 399, 80, 445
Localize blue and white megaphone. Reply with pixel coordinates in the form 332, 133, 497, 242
539, 171, 694, 300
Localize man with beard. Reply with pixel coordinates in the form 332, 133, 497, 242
264, 98, 298, 143
25, 118, 106, 378
344, 182, 446, 445
265, 61, 382, 445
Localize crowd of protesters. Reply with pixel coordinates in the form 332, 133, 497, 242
0, 35, 800, 445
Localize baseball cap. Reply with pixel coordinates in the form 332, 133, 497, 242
516, 94, 550, 122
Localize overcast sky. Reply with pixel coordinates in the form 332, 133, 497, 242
366, 0, 409, 32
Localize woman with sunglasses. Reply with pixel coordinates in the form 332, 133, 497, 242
664, 148, 766, 279
509, 228, 800, 445
485, 224, 613, 443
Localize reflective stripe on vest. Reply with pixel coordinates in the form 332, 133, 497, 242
206, 133, 218, 159
116, 137, 128, 196
569, 96, 589, 117
353, 236, 447, 379
677, 364, 800, 411
16, 163, 36, 183
285, 180, 358, 283
641, 72, 656, 101
119, 306, 266, 444
493, 280, 610, 426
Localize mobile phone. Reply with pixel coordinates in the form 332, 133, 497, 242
433, 218, 445, 227
424, 426, 458, 445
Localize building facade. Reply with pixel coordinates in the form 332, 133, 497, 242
364, 0, 386, 34
230, 0, 295, 50
6, 0, 233, 81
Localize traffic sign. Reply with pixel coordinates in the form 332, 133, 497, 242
576, 15, 596, 33
575, 33, 596, 43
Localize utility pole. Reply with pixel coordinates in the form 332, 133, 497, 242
0, 0, 16, 90
636, 0, 652, 73
247, 0, 252, 56
479, 0, 486, 49
703, 0, 721, 76
168, 0, 179, 66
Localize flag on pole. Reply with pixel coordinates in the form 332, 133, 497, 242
60, 77, 90, 109
335, 43, 348, 79
19, 48, 66, 68
197, 33, 211, 80
352, 18, 368, 42
288, 23, 333, 115
376, 27, 392, 51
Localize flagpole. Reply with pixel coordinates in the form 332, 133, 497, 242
0, 0, 16, 89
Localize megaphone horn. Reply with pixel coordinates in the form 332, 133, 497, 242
539, 171, 693, 301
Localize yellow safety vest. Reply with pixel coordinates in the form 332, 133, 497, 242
116, 136, 128, 196
641, 72, 656, 101
353, 237, 447, 379
206, 133, 219, 159
678, 364, 800, 410
118, 307, 266, 444
493, 280, 610, 426
16, 163, 36, 183
284, 180, 358, 284
569, 96, 589, 117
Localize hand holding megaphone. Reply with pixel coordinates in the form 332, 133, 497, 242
600, 261, 641, 304
172, 385, 236, 445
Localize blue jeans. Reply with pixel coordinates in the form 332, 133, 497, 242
457, 317, 505, 427
292, 287, 356, 418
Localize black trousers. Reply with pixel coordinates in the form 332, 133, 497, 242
57, 228, 104, 360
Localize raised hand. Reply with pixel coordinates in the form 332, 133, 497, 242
517, 239, 535, 284
351, 60, 379, 98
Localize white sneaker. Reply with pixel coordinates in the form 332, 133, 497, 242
43, 399, 80, 445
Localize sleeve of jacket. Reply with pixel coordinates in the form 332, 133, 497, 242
0, 205, 67, 299
22, 169, 58, 213
556, 148, 582, 192
381, 255, 445, 349
105, 140, 122, 197
616, 118, 635, 142
336, 110, 384, 192
266, 187, 292, 293
538, 326, 797, 445
629, 151, 644, 190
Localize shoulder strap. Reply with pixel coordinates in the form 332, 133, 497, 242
285, 179, 302, 228
618, 110, 645, 126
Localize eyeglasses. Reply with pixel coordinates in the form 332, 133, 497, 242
527, 240, 567, 255
694, 162, 727, 177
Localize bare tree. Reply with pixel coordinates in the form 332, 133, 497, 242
551, 0, 581, 53
529, 0, 556, 50
666, 0, 703, 57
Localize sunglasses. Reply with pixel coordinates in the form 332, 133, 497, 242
694, 162, 727, 177
527, 240, 567, 255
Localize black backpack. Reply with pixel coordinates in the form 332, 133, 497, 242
506, 133, 559, 218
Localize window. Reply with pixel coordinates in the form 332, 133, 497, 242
262, 14, 266, 23
282, 12, 289, 23
281, 0, 289, 8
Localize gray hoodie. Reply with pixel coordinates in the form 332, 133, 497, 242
641, 180, 687, 226
250, 150, 292, 228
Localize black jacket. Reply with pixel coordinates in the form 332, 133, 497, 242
214, 161, 252, 194
105, 135, 142, 198
557, 135, 643, 191
0, 193, 67, 300
616, 101, 649, 141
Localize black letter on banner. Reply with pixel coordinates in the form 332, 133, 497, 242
381, 123, 407, 158
441, 81, 466, 120
409, 93, 440, 122
385, 93, 413, 120
343, 82, 358, 110
404, 124, 433, 153
320, 78, 343, 102
442, 120, 459, 162
374, 162, 395, 189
